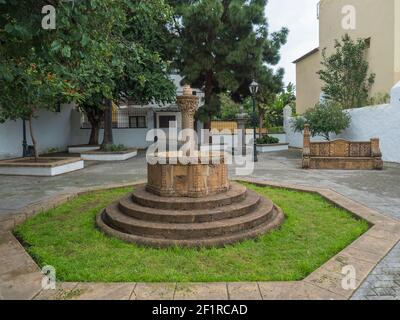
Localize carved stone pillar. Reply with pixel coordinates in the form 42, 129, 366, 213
176, 85, 199, 131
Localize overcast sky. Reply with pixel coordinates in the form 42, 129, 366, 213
266, 0, 320, 87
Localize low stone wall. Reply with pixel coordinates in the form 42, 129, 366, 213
284, 81, 400, 163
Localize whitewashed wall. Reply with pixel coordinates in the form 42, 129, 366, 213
284, 81, 400, 163
69, 109, 155, 150
0, 106, 156, 159
0, 105, 75, 159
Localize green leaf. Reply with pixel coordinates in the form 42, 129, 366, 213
81, 34, 90, 47
50, 40, 62, 52
62, 46, 71, 58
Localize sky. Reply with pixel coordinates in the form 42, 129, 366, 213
266, 0, 320, 87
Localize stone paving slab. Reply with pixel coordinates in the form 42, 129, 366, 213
258, 282, 345, 300
132, 283, 176, 300
70, 283, 135, 300
34, 282, 79, 300
227, 283, 262, 300
174, 283, 228, 300
0, 232, 42, 300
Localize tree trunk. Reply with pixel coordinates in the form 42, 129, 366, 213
88, 121, 100, 146
101, 99, 114, 150
28, 113, 39, 161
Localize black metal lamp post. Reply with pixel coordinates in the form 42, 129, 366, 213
22, 119, 28, 157
249, 80, 259, 162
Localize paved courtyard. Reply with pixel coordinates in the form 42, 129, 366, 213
0, 149, 399, 300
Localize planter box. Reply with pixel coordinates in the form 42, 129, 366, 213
0, 157, 84, 176
200, 144, 232, 152
81, 149, 138, 161
257, 143, 289, 153
68, 145, 100, 154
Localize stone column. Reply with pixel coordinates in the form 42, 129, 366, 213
176, 85, 199, 131
236, 106, 249, 155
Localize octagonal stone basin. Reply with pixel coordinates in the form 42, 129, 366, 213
147, 151, 229, 198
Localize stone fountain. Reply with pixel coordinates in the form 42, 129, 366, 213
97, 85, 284, 248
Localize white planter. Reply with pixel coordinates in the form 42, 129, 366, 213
68, 145, 100, 154
257, 143, 289, 153
81, 149, 138, 161
200, 144, 232, 152
0, 158, 84, 176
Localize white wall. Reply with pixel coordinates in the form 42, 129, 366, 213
284, 82, 400, 163
69, 109, 155, 150
0, 104, 75, 159
0, 106, 155, 159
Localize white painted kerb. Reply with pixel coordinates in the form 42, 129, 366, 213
0, 160, 84, 176
81, 150, 138, 161
257, 144, 289, 153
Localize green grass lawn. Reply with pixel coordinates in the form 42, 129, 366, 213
14, 183, 369, 283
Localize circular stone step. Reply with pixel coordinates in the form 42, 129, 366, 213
96, 205, 285, 248
131, 182, 247, 211
102, 196, 274, 240
118, 189, 261, 223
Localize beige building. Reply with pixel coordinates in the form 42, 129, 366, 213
294, 0, 400, 114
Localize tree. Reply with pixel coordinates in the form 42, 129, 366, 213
1, 0, 176, 153
318, 34, 375, 109
218, 93, 241, 121
0, 58, 75, 159
264, 82, 296, 128
168, 0, 288, 128
0, 0, 83, 159
291, 101, 351, 141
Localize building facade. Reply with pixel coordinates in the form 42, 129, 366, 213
294, 0, 400, 114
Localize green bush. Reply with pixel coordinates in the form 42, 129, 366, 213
256, 135, 280, 145
103, 144, 128, 152
291, 101, 351, 141
268, 126, 285, 134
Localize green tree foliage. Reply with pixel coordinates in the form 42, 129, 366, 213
291, 101, 351, 141
218, 93, 241, 121
318, 34, 375, 109
0, 0, 176, 153
261, 82, 296, 129
168, 0, 288, 128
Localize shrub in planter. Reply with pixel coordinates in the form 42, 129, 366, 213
291, 101, 351, 141
257, 135, 280, 145
103, 144, 128, 152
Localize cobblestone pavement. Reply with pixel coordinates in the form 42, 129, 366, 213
351, 244, 400, 300
0, 149, 399, 300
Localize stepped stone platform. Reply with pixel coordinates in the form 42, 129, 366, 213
96, 86, 284, 248
96, 182, 285, 248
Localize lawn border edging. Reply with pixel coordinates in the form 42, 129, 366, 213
1, 178, 399, 300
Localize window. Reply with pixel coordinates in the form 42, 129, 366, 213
129, 116, 147, 128
159, 115, 176, 128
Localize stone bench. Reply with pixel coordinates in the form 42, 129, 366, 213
302, 125, 383, 170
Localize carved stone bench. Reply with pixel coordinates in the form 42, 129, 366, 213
302, 125, 383, 170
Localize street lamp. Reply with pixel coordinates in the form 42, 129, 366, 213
22, 119, 28, 157
249, 80, 259, 162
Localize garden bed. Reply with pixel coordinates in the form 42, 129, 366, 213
0, 157, 84, 176
14, 183, 369, 283
68, 144, 100, 154
80, 148, 137, 161
257, 143, 289, 153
